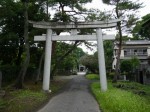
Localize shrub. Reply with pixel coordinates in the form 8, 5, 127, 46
0, 65, 20, 83
0, 65, 37, 84
108, 72, 115, 79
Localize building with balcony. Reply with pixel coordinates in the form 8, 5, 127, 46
112, 40, 150, 85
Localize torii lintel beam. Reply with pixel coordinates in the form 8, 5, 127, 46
29, 19, 121, 29
34, 35, 115, 41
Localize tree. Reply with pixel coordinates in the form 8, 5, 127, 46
104, 41, 113, 70
50, 41, 81, 79
0, 0, 24, 65
102, 0, 142, 82
132, 13, 150, 39
120, 57, 140, 81
80, 53, 98, 73
130, 56, 140, 72
120, 59, 132, 74
0, 0, 49, 88
55, 43, 85, 72
13, 0, 30, 89
0, 0, 48, 66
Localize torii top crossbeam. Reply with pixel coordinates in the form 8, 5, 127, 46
29, 19, 121, 29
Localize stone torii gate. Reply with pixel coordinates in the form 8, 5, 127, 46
30, 19, 121, 92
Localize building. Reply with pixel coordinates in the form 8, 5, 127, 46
112, 40, 150, 84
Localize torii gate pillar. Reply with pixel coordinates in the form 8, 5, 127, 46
96, 28, 107, 91
43, 29, 52, 91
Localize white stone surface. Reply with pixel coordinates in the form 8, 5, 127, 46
43, 29, 52, 91
96, 28, 107, 91
34, 34, 115, 41
29, 19, 121, 29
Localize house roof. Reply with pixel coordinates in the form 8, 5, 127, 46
122, 40, 150, 45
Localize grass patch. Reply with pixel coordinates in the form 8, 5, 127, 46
4, 90, 47, 112
0, 80, 67, 112
113, 81, 150, 102
91, 82, 150, 112
86, 74, 99, 80
0, 99, 7, 109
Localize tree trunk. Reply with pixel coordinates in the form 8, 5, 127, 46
35, 51, 44, 84
16, 41, 23, 65
112, 1, 123, 83
46, 0, 48, 19
14, 1, 30, 89
0, 71, 2, 89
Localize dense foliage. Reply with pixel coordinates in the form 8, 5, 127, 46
132, 13, 150, 39
0, 0, 91, 87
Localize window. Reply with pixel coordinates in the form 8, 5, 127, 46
124, 51, 127, 55
124, 48, 147, 56
134, 50, 137, 55
143, 49, 147, 54
124, 49, 130, 56
146, 73, 150, 79
114, 65, 116, 69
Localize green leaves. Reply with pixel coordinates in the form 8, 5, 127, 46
130, 56, 140, 68
120, 56, 140, 73
132, 13, 150, 39
118, 1, 142, 11
79, 54, 98, 73
53, 42, 85, 71
53, 12, 71, 22
102, 0, 110, 4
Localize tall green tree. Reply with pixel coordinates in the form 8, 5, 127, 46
0, 0, 24, 65
0, 0, 47, 66
120, 59, 132, 74
120, 57, 140, 74
104, 41, 113, 70
80, 53, 98, 73
102, 0, 142, 82
13, 0, 30, 88
130, 56, 140, 72
132, 13, 150, 40
0, 0, 48, 88
55, 42, 85, 72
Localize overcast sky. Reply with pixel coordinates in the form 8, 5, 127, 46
85, 0, 150, 18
